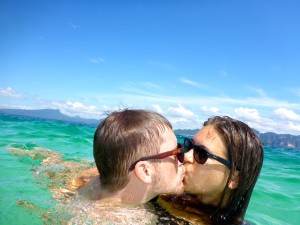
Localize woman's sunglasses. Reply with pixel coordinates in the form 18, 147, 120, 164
129, 143, 185, 171
184, 138, 231, 168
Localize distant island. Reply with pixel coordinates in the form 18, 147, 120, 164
1, 108, 300, 150
0, 108, 101, 125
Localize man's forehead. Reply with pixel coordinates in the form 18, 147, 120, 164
160, 128, 177, 148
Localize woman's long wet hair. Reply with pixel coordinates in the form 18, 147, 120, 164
204, 116, 264, 225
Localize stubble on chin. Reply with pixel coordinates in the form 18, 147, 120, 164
153, 173, 185, 195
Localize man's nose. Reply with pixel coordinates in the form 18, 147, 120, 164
184, 149, 194, 164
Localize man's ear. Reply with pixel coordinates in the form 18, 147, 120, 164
134, 161, 153, 184
228, 170, 240, 189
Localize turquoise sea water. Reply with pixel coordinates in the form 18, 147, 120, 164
0, 114, 299, 225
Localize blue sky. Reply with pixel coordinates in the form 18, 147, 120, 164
1, 0, 300, 134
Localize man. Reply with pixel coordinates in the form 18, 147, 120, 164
78, 109, 186, 204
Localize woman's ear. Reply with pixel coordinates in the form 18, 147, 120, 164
228, 170, 240, 189
134, 161, 153, 184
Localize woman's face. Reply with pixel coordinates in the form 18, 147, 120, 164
183, 125, 231, 206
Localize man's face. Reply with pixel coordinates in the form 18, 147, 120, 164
183, 125, 230, 206
152, 127, 185, 195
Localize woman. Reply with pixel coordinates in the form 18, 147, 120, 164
159, 116, 264, 225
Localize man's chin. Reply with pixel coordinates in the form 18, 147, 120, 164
173, 186, 184, 195
172, 182, 185, 195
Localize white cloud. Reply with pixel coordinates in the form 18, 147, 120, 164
0, 87, 22, 98
283, 121, 300, 133
246, 119, 278, 134
180, 78, 202, 87
232, 107, 300, 135
234, 107, 278, 133
273, 108, 300, 121
152, 104, 164, 114
167, 104, 195, 117
51, 101, 101, 119
234, 107, 261, 120
67, 101, 96, 110
165, 104, 202, 129
89, 57, 106, 64
250, 119, 300, 135
201, 105, 221, 116
0, 103, 31, 109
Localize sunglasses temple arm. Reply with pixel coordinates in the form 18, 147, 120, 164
211, 155, 231, 168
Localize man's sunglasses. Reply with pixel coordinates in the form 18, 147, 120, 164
184, 138, 231, 168
129, 143, 184, 171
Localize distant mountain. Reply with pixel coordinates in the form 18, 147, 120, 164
174, 129, 198, 137
175, 128, 300, 150
257, 132, 300, 149
0, 108, 100, 125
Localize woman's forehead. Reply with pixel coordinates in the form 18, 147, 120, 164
194, 125, 219, 141
194, 126, 227, 156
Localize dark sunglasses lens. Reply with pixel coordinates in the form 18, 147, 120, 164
184, 138, 193, 153
177, 152, 184, 163
194, 146, 208, 164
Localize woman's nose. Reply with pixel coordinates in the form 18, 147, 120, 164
184, 149, 194, 164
